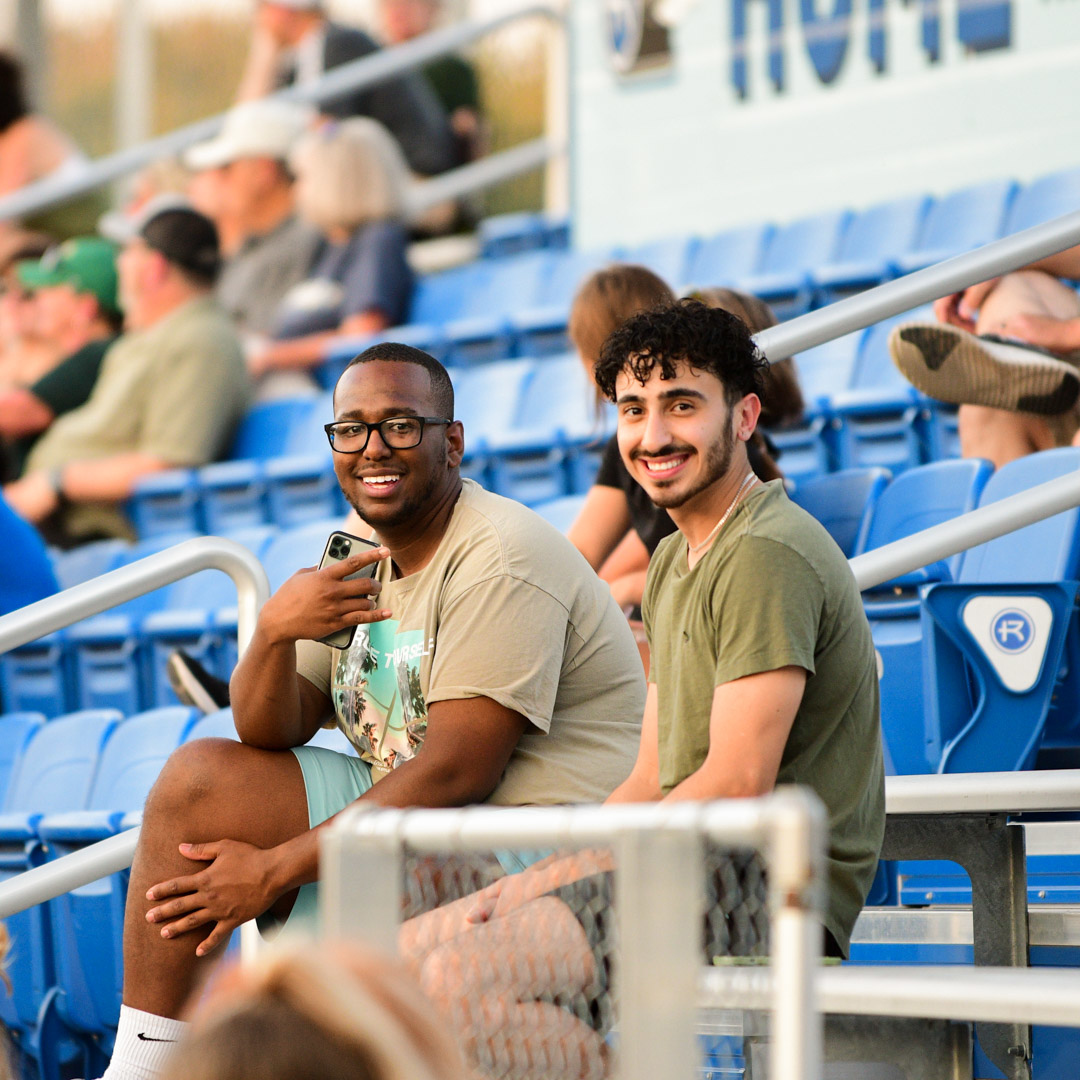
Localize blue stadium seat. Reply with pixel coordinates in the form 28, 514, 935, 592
198, 459, 269, 535
809, 194, 930, 305
683, 223, 772, 290
261, 518, 345, 592
184, 706, 239, 742
738, 209, 850, 319
0, 631, 73, 718
622, 235, 699, 288
894, 179, 1017, 275
126, 470, 200, 538
1002, 167, 1080, 234
140, 527, 277, 708
789, 468, 890, 558
50, 540, 129, 593
264, 454, 342, 528
229, 396, 321, 461
828, 308, 937, 473
0, 709, 122, 1074
859, 458, 994, 616
478, 211, 548, 258
873, 447, 1080, 778
508, 247, 615, 358
39, 707, 198, 1052
308, 726, 359, 754
0, 713, 44, 808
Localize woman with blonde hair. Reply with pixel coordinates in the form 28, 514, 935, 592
248, 118, 414, 379
160, 942, 465, 1080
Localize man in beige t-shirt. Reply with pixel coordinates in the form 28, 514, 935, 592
95, 342, 644, 1080
4, 200, 249, 546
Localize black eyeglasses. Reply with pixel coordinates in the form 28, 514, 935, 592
324, 416, 451, 454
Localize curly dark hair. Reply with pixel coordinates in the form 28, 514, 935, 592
0, 53, 29, 134
594, 298, 767, 406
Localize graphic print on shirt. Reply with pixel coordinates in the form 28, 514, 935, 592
332, 618, 431, 770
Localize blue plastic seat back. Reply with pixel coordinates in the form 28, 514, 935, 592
51, 539, 130, 592
282, 391, 335, 458
409, 262, 491, 324
852, 306, 935, 393
109, 531, 200, 616
0, 713, 44, 807
685, 223, 771, 287
792, 333, 861, 405
161, 526, 277, 611
1004, 167, 1080, 234
833, 195, 929, 262
532, 494, 587, 534
308, 726, 357, 754
960, 447, 1080, 583
914, 179, 1017, 254
4, 709, 122, 813
453, 359, 535, 445
478, 211, 546, 258
537, 248, 616, 309
261, 518, 345, 592
622, 236, 697, 288
755, 209, 849, 274
85, 707, 198, 812
789, 468, 890, 557
474, 250, 553, 316
185, 707, 239, 742
514, 354, 597, 440
228, 397, 319, 461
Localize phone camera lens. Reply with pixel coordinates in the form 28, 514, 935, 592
339, 540, 352, 555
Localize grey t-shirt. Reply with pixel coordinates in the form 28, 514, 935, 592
216, 214, 323, 337
296, 480, 645, 804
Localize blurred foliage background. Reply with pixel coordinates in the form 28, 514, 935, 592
24, 5, 549, 216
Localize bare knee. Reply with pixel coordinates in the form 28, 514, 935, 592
143, 738, 254, 826
977, 271, 1080, 333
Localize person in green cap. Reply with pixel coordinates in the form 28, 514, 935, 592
0, 236, 123, 478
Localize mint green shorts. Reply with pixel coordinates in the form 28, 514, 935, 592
262, 745, 373, 937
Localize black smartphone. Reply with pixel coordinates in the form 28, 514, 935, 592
316, 530, 382, 649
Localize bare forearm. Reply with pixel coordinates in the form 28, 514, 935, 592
663, 757, 775, 803
605, 769, 661, 804
62, 454, 171, 501
1027, 247, 1080, 281
0, 389, 52, 437
229, 625, 311, 748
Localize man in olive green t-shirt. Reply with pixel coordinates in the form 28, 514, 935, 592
3, 201, 250, 546
595, 299, 885, 957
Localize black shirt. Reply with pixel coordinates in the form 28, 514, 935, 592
594, 435, 676, 555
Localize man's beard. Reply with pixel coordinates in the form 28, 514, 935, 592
343, 465, 444, 531
639, 423, 737, 510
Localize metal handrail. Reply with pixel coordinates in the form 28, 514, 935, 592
885, 770, 1080, 815
848, 468, 1080, 592
0, 2, 563, 224
0, 536, 269, 920
754, 208, 1080, 363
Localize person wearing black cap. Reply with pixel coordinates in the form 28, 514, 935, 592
3, 199, 251, 547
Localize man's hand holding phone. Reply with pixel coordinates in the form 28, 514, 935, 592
259, 538, 391, 648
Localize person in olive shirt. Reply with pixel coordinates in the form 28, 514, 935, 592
3, 200, 250, 547
0, 237, 122, 478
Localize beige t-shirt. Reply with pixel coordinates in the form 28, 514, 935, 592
26, 296, 250, 541
296, 480, 645, 805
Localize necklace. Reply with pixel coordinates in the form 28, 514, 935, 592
687, 470, 758, 554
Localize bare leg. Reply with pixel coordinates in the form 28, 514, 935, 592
121, 738, 310, 1018
956, 271, 1080, 465
419, 897, 608, 1080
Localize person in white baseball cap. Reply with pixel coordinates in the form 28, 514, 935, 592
183, 99, 323, 339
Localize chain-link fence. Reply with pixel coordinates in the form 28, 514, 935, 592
320, 794, 827, 1080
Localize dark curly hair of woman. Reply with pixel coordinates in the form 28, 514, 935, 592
594, 298, 768, 406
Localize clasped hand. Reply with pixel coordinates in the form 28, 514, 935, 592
146, 839, 280, 957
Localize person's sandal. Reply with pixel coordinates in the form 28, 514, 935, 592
889, 322, 1080, 415
166, 649, 231, 715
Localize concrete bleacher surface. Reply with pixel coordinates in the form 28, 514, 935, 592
6, 161, 1080, 1077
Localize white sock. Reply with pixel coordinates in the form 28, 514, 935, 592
100, 1005, 188, 1080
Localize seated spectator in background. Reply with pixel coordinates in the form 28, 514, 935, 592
400, 304, 884, 1079
0, 238, 122, 479
160, 943, 465, 1080
184, 100, 324, 341
236, 0, 456, 178
889, 246, 1080, 467
378, 0, 485, 167
3, 201, 250, 547
0, 51, 108, 241
248, 119, 414, 385
93, 343, 643, 1080
567, 265, 677, 618
0, 233, 52, 388
0, 491, 57, 617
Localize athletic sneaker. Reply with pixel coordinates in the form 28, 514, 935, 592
166, 650, 230, 715
888, 322, 1080, 415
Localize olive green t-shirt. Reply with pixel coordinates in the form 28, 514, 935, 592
643, 480, 885, 954
296, 480, 645, 805
25, 297, 250, 542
